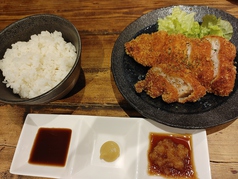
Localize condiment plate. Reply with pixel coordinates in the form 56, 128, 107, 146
10, 114, 211, 179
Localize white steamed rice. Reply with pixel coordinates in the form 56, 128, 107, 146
0, 30, 77, 99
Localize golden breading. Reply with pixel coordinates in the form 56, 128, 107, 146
187, 38, 214, 90
204, 36, 237, 96
159, 33, 188, 66
125, 31, 168, 67
135, 65, 207, 103
125, 30, 237, 103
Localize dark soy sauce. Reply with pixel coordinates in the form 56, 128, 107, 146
28, 128, 72, 167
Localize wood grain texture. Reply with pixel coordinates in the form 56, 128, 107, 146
0, 0, 238, 178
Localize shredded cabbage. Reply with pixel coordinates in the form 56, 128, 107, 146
158, 7, 233, 40
200, 15, 233, 40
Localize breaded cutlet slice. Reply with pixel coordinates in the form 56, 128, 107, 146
135, 65, 206, 103
204, 36, 237, 96
186, 38, 214, 90
125, 31, 168, 67
159, 33, 188, 66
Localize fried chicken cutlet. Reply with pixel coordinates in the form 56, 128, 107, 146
135, 65, 206, 103
125, 31, 189, 67
125, 31, 215, 89
125, 31, 168, 67
125, 31, 237, 103
204, 36, 237, 96
186, 38, 214, 90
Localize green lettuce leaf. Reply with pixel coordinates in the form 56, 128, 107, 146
158, 6, 200, 38
200, 15, 233, 40
157, 7, 233, 40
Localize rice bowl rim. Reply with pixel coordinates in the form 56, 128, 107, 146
0, 14, 81, 104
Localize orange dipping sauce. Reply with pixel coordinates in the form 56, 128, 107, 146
148, 133, 197, 179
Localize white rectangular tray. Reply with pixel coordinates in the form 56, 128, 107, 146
10, 114, 211, 179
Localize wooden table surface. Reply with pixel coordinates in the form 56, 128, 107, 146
0, 0, 238, 178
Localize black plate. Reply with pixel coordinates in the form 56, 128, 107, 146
111, 5, 238, 129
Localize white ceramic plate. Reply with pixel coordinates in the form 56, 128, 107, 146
10, 114, 211, 179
